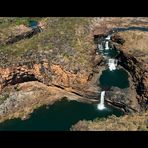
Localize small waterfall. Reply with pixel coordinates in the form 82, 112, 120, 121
97, 91, 105, 110
105, 35, 111, 40
108, 59, 118, 71
105, 34, 111, 50
105, 41, 109, 50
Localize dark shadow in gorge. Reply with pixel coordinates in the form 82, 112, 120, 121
5, 27, 41, 45
4, 73, 39, 87
108, 26, 148, 34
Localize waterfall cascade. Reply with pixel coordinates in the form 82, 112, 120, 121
105, 35, 111, 40
96, 35, 112, 55
105, 41, 109, 50
97, 91, 106, 110
108, 59, 118, 71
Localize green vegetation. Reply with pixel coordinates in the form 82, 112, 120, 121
0, 93, 9, 104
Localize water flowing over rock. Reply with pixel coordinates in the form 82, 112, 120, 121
97, 91, 105, 110
105, 41, 109, 50
108, 59, 118, 71
105, 35, 111, 40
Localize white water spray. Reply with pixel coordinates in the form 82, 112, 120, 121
108, 59, 118, 71
105, 35, 111, 40
97, 91, 105, 110
105, 41, 109, 50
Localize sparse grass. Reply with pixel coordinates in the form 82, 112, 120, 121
0, 17, 93, 71
0, 17, 43, 45
71, 111, 148, 131
0, 93, 9, 104
117, 30, 148, 53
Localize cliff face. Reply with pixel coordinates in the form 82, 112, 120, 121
0, 17, 103, 122
0, 81, 99, 123
115, 31, 148, 111
117, 52, 148, 111
0, 63, 89, 91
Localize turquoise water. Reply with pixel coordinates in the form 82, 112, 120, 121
29, 20, 38, 28
99, 68, 129, 89
0, 99, 124, 131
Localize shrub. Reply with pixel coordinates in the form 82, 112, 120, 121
0, 93, 9, 104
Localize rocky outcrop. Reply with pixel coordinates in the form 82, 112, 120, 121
4, 27, 41, 45
0, 80, 101, 123
0, 62, 50, 91
50, 64, 89, 87
110, 32, 148, 111
117, 51, 148, 111
0, 81, 97, 123
111, 34, 125, 45
0, 53, 105, 123
92, 55, 103, 67
0, 61, 91, 92
105, 86, 140, 113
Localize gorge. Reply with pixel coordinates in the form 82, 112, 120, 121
0, 17, 147, 131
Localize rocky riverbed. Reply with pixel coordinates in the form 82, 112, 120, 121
0, 17, 147, 130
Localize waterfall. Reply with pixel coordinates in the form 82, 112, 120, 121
105, 35, 111, 40
97, 91, 105, 110
105, 41, 109, 50
105, 35, 111, 50
108, 59, 118, 71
